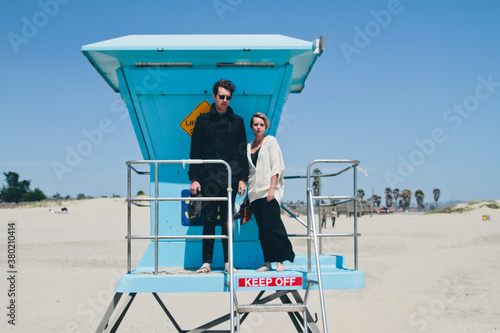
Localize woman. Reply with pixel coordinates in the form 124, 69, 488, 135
247, 112, 295, 272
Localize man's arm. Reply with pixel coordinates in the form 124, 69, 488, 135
188, 117, 204, 182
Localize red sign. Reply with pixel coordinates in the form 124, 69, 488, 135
238, 277, 302, 288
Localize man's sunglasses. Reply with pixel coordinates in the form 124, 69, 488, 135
218, 95, 232, 100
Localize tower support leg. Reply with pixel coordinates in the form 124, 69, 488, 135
95, 293, 136, 333
95, 290, 320, 333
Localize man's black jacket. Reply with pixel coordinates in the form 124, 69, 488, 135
188, 104, 248, 187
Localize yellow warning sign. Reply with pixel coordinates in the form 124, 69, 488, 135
180, 100, 211, 136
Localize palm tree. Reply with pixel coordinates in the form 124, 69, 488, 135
385, 193, 393, 208
433, 188, 441, 209
357, 189, 365, 201
415, 189, 425, 212
371, 194, 381, 207
393, 188, 400, 209
357, 189, 366, 212
385, 187, 392, 208
400, 189, 412, 211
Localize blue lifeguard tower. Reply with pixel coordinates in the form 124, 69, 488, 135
82, 34, 363, 332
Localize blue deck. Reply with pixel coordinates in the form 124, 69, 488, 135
115, 253, 364, 293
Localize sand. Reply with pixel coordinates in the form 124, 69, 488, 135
1, 198, 499, 332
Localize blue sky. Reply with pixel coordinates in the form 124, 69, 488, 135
1, 0, 499, 203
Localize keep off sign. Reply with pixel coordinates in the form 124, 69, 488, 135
239, 276, 302, 288
180, 100, 211, 136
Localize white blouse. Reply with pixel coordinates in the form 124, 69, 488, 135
247, 136, 285, 204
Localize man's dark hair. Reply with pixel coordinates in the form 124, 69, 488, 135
213, 79, 235, 95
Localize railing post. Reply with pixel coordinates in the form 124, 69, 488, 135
306, 188, 312, 273
225, 162, 235, 333
127, 165, 132, 273
353, 165, 358, 271
306, 167, 312, 274
154, 162, 159, 275
318, 173, 323, 255
306, 186, 328, 333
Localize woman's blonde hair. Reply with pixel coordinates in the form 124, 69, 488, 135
250, 112, 270, 129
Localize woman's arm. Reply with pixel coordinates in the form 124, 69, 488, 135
267, 173, 278, 202
266, 137, 284, 202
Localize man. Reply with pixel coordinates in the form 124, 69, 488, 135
189, 79, 248, 273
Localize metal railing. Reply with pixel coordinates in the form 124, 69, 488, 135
125, 159, 236, 331
284, 159, 362, 270
283, 159, 362, 333
124, 158, 360, 333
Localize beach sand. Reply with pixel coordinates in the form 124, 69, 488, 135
1, 198, 499, 332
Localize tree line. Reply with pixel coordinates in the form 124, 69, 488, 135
357, 188, 441, 212
310, 169, 441, 212
0, 172, 46, 203
0, 171, 121, 204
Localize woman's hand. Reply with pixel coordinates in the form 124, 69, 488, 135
267, 187, 275, 202
238, 180, 246, 197
267, 174, 279, 202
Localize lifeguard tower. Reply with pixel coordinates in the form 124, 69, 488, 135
82, 34, 363, 332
